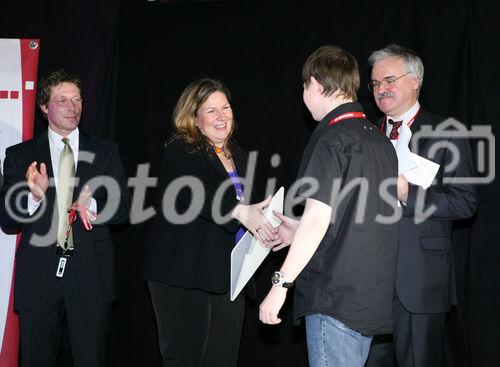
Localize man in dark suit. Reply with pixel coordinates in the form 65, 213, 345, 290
365, 44, 477, 367
0, 69, 130, 367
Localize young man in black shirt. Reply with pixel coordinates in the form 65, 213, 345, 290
259, 45, 399, 367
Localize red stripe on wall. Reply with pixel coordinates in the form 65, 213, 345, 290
20, 39, 39, 141
0, 38, 39, 367
0, 235, 20, 367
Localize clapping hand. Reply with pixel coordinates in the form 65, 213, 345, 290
71, 185, 97, 230
26, 161, 48, 202
76, 185, 93, 209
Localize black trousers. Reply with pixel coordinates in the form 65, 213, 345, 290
364, 334, 396, 367
18, 261, 112, 367
148, 281, 244, 367
365, 296, 445, 367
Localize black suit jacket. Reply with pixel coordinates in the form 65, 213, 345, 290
144, 139, 249, 294
380, 108, 477, 313
0, 130, 130, 311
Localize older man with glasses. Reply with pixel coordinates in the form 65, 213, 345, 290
365, 44, 477, 367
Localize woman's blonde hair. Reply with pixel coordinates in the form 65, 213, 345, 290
171, 78, 235, 156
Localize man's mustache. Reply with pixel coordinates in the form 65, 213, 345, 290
377, 91, 395, 100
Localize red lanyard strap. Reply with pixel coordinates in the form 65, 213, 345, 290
65, 203, 96, 236
328, 112, 367, 126
64, 209, 78, 241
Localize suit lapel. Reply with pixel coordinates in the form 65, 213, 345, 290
34, 131, 57, 205
211, 144, 248, 175
35, 131, 54, 177
408, 108, 434, 153
73, 132, 95, 201
205, 144, 246, 198
231, 144, 247, 175
206, 148, 229, 177
376, 116, 386, 133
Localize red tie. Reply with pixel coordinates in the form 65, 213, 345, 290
388, 119, 403, 140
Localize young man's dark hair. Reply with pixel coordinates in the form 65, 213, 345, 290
302, 45, 359, 101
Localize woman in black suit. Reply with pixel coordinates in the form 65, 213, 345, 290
144, 79, 276, 367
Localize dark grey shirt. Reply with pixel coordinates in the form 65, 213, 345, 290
294, 102, 399, 335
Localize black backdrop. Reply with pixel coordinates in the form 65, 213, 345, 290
1, 0, 499, 366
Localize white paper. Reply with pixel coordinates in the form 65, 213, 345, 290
392, 124, 417, 175
230, 187, 284, 301
403, 153, 440, 189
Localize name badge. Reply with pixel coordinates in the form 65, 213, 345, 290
56, 257, 67, 278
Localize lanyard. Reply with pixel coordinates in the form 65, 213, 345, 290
60, 204, 95, 251
70, 203, 95, 231
328, 112, 367, 126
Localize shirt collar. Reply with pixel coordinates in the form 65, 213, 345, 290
48, 127, 79, 150
387, 100, 420, 125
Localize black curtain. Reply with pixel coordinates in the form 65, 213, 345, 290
1, 0, 499, 366
1, 0, 120, 138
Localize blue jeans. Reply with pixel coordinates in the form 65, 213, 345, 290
305, 314, 373, 367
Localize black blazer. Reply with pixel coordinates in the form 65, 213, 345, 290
144, 139, 249, 294
380, 108, 477, 313
0, 131, 131, 310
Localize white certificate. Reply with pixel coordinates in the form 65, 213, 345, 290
393, 123, 417, 175
392, 124, 440, 189
403, 153, 440, 189
230, 187, 284, 301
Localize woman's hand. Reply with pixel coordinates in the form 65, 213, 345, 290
232, 196, 277, 244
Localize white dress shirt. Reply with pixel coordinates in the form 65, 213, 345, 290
28, 127, 96, 215
385, 101, 420, 138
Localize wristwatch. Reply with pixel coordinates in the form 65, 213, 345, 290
271, 271, 294, 289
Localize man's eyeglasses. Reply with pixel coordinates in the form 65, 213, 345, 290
367, 72, 410, 91
48, 97, 83, 107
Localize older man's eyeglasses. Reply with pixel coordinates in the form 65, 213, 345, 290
367, 72, 410, 91
48, 97, 83, 107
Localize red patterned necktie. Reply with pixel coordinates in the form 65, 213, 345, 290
388, 119, 403, 140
